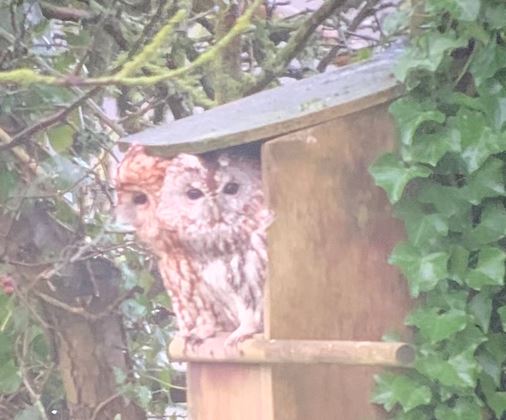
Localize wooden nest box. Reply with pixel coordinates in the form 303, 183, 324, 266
120, 47, 413, 420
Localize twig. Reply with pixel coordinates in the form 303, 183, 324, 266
0, 88, 100, 151
0, 128, 45, 177
16, 334, 50, 420
90, 392, 121, 420
0, 0, 263, 88
35, 286, 142, 321
245, 0, 348, 94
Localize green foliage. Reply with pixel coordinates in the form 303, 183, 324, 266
370, 0, 506, 417
0, 0, 405, 417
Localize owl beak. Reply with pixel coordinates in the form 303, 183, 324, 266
210, 204, 223, 224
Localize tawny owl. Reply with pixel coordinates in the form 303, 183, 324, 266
115, 145, 228, 344
156, 150, 271, 347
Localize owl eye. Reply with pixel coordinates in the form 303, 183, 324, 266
186, 188, 204, 200
132, 192, 148, 205
223, 182, 240, 195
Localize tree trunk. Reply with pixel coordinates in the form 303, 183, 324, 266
2, 205, 146, 420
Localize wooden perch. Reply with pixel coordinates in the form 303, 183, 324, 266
168, 334, 415, 367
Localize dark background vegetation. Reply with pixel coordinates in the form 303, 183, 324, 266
0, 0, 397, 418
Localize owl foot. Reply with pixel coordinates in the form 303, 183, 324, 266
181, 334, 204, 354
182, 325, 217, 354
224, 325, 258, 355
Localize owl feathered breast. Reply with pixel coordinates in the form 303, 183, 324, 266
156, 152, 270, 344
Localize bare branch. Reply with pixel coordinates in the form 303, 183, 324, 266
0, 88, 101, 151
245, 0, 349, 95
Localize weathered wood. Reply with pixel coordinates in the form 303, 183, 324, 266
187, 364, 272, 420
169, 335, 414, 366
262, 102, 412, 420
118, 46, 403, 155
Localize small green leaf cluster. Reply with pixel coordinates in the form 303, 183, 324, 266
370, 0, 506, 418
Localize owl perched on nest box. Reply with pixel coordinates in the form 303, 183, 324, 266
156, 150, 271, 346
116, 145, 271, 348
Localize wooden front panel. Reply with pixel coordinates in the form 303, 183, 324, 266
263, 102, 411, 420
187, 364, 272, 420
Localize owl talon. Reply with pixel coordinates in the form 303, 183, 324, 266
224, 327, 257, 355
182, 335, 204, 354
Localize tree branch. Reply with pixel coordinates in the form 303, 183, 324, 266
0, 88, 100, 151
0, 0, 263, 88
245, 0, 349, 95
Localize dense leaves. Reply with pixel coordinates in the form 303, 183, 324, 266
0, 0, 398, 418
370, 0, 506, 417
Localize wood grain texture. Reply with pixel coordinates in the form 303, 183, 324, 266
262, 102, 411, 420
187, 363, 273, 420
119, 47, 403, 155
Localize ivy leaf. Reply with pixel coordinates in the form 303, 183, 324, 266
389, 243, 449, 297
137, 270, 155, 294
417, 349, 480, 389
464, 204, 506, 246
462, 157, 505, 204
418, 182, 467, 218
390, 98, 446, 148
0, 332, 12, 365
434, 397, 481, 420
480, 373, 506, 417
373, 373, 432, 412
477, 347, 502, 386
47, 124, 74, 153
410, 130, 458, 166
369, 154, 432, 203
470, 40, 506, 87
496, 306, 506, 331
406, 308, 468, 343
0, 360, 21, 393
396, 198, 449, 248
427, 288, 467, 311
394, 407, 434, 420
446, 325, 487, 355
426, 0, 481, 21
465, 247, 505, 290
14, 406, 42, 420
448, 109, 505, 173
477, 80, 506, 130
136, 384, 152, 408
382, 9, 409, 37
121, 297, 148, 322
484, 2, 506, 29
484, 334, 506, 363
406, 213, 448, 249
469, 289, 493, 332
395, 33, 467, 82
454, 0, 481, 21
448, 245, 470, 284
488, 393, 506, 418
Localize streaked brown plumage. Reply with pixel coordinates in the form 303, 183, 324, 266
156, 151, 271, 346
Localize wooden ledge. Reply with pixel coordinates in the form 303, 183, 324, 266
168, 334, 414, 367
